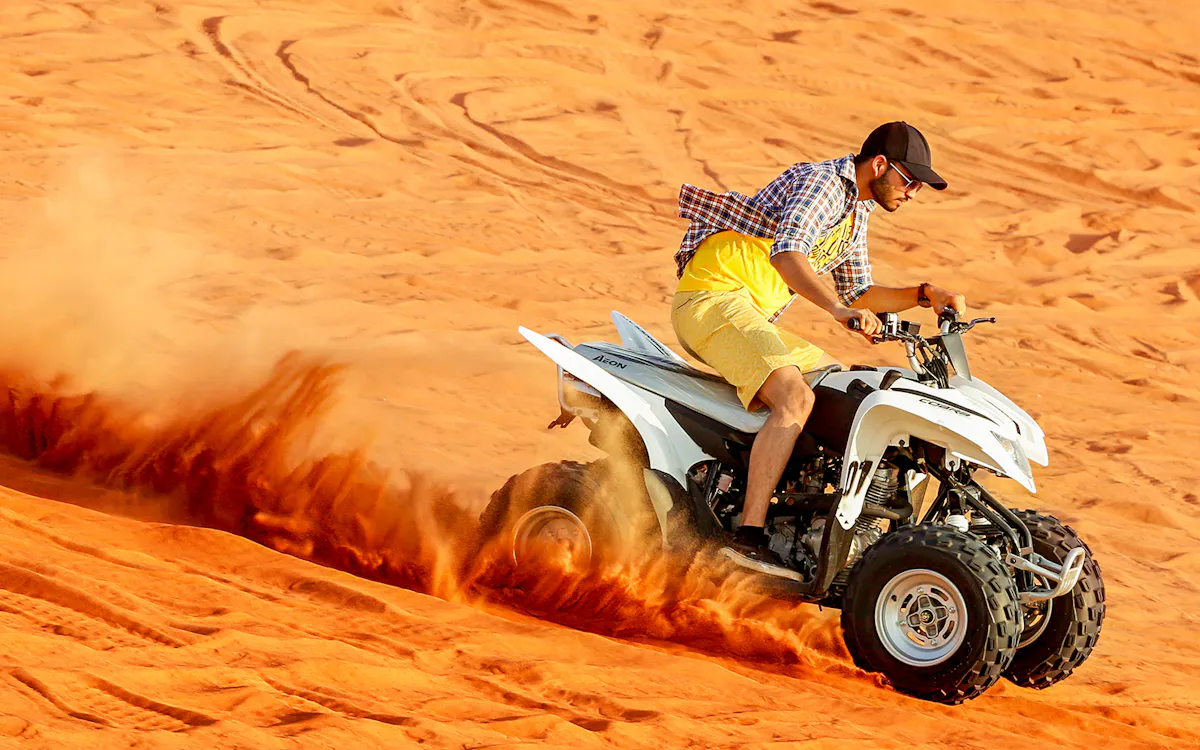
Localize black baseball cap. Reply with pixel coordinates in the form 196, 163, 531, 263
860, 121, 948, 191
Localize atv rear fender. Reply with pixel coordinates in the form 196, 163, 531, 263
518, 327, 711, 540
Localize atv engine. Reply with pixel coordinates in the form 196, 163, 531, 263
703, 461, 902, 583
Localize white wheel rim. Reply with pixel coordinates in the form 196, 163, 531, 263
511, 506, 593, 568
1018, 573, 1054, 648
875, 569, 969, 667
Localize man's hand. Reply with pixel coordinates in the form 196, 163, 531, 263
926, 284, 967, 316
832, 306, 882, 341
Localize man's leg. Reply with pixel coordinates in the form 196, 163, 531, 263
740, 365, 816, 528
744, 352, 840, 524
671, 288, 829, 576
720, 366, 817, 578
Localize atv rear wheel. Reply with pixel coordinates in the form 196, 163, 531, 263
470, 460, 627, 575
841, 525, 1022, 704
1003, 510, 1106, 689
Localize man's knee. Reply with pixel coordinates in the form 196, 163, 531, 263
758, 367, 815, 427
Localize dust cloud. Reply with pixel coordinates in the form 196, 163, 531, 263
0, 157, 852, 672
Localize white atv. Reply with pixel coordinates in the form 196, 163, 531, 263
474, 309, 1105, 704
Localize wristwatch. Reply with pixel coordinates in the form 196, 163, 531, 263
917, 282, 933, 308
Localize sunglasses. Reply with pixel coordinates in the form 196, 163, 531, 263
887, 161, 923, 194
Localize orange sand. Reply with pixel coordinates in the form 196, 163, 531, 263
0, 0, 1198, 747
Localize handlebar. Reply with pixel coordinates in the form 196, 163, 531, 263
841, 309, 995, 387
846, 310, 996, 345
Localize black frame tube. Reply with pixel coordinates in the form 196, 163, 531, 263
975, 483, 1034, 553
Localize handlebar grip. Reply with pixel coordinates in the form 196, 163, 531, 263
847, 318, 862, 331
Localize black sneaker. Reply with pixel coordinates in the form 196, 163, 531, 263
719, 527, 803, 581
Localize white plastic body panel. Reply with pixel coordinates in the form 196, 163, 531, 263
519, 327, 710, 488
610, 311, 689, 364
950, 375, 1048, 467
576, 341, 766, 434
834, 386, 1035, 529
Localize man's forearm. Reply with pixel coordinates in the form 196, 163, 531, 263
851, 284, 923, 312
771, 252, 885, 337
771, 252, 843, 313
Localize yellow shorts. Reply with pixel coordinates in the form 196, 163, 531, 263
671, 289, 825, 411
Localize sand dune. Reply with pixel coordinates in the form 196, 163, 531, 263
0, 0, 1198, 746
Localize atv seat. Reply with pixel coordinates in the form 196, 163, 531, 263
574, 339, 841, 435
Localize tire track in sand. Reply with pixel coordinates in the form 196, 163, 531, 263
0, 590, 147, 649
0, 560, 190, 647
263, 675, 417, 726
7, 668, 107, 725
275, 39, 423, 147
261, 675, 444, 743
87, 676, 218, 730
200, 15, 333, 125
9, 669, 217, 730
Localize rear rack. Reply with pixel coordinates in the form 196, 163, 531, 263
541, 333, 602, 425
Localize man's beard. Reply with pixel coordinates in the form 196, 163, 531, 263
870, 175, 901, 212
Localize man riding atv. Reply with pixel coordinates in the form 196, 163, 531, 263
671, 121, 966, 579
472, 120, 1105, 702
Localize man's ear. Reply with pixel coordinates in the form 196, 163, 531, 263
873, 155, 887, 177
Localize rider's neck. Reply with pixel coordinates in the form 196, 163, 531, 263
854, 160, 879, 202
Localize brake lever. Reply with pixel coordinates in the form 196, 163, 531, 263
956, 316, 997, 333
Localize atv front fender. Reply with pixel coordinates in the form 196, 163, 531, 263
836, 390, 1035, 530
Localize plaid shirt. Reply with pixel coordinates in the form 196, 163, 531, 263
674, 154, 875, 305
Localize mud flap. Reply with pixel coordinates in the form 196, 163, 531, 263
815, 503, 857, 594
642, 469, 717, 556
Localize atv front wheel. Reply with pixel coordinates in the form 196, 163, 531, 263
841, 525, 1022, 704
1003, 510, 1106, 689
